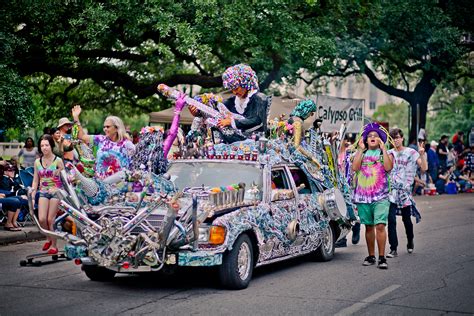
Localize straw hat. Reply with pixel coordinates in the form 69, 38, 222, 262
57, 117, 73, 129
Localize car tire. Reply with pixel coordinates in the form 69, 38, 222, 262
82, 265, 116, 282
312, 224, 335, 262
218, 234, 254, 290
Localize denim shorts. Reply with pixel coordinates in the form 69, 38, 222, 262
39, 192, 56, 200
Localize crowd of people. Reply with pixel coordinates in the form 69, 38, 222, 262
415, 131, 474, 195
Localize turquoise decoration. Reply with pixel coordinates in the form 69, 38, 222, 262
178, 252, 223, 266
290, 99, 317, 121
64, 244, 88, 259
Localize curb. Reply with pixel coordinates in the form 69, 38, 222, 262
0, 229, 45, 246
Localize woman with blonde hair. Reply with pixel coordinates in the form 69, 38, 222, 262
72, 105, 135, 179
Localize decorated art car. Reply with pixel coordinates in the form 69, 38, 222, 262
28, 135, 353, 290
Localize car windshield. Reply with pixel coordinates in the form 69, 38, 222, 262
168, 161, 263, 192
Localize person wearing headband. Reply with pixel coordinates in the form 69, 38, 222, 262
352, 122, 393, 269
189, 64, 270, 143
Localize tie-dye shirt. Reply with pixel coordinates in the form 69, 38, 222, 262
353, 149, 390, 204
35, 156, 62, 192
90, 135, 136, 179
388, 147, 420, 207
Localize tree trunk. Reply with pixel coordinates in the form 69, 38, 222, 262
408, 72, 438, 143
408, 99, 429, 143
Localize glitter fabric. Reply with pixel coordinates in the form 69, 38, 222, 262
222, 64, 259, 91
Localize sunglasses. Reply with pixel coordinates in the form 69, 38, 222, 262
103, 125, 115, 129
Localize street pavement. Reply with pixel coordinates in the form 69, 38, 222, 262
0, 194, 473, 315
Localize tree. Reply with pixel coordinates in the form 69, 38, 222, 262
427, 77, 474, 142
297, 0, 473, 141
0, 65, 35, 130
372, 102, 410, 137
1, 0, 334, 123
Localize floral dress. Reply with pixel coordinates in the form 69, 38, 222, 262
90, 135, 136, 179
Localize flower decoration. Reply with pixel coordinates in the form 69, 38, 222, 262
140, 126, 164, 135
268, 114, 293, 139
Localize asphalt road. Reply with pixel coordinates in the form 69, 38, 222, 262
0, 194, 473, 315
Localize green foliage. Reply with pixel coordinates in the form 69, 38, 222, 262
0, 0, 472, 137
0, 66, 35, 130
427, 78, 474, 141
372, 102, 409, 137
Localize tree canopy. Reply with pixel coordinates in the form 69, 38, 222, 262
1, 0, 472, 137
297, 0, 473, 141
1, 0, 334, 127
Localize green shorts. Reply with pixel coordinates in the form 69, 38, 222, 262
356, 200, 390, 226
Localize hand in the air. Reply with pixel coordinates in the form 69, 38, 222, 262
217, 118, 232, 128
174, 93, 187, 113
378, 138, 386, 150
358, 138, 366, 150
418, 142, 425, 155
72, 104, 81, 120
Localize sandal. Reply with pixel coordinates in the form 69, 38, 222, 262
42, 241, 52, 251
47, 247, 58, 255
4, 226, 21, 232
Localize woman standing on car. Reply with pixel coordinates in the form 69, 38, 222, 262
71, 105, 135, 179
31, 134, 64, 254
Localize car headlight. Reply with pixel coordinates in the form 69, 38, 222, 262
198, 225, 226, 245
208, 226, 226, 245
198, 226, 210, 242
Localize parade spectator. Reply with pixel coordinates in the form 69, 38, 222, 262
336, 134, 360, 247
72, 105, 135, 179
43, 127, 52, 136
387, 128, 427, 258
435, 168, 450, 194
413, 170, 432, 195
31, 134, 64, 254
0, 163, 27, 231
8, 156, 20, 177
190, 64, 270, 143
437, 135, 449, 171
465, 146, 474, 177
352, 123, 393, 269
56, 117, 76, 163
18, 137, 39, 169
132, 131, 140, 145
452, 165, 472, 192
427, 141, 439, 181
469, 127, 474, 148
447, 144, 456, 168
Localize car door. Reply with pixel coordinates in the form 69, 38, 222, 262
264, 165, 299, 258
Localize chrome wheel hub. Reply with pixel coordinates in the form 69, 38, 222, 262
237, 242, 251, 280
323, 227, 333, 253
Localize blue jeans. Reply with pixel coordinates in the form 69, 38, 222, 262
388, 202, 414, 251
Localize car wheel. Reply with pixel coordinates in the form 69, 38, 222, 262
82, 265, 116, 282
313, 224, 335, 262
218, 234, 254, 290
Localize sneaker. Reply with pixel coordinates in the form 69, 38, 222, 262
407, 240, 414, 254
378, 257, 388, 269
363, 256, 376, 266
386, 250, 398, 258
